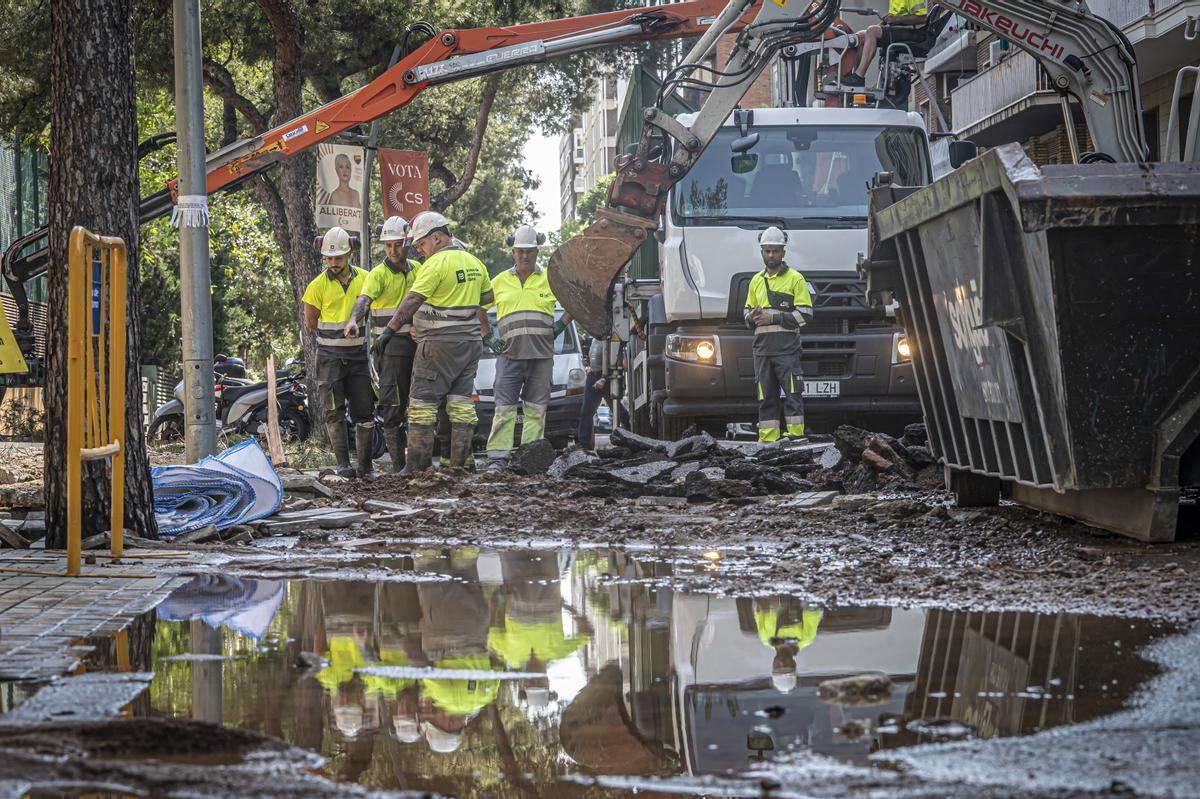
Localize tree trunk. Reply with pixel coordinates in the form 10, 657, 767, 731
258, 0, 325, 439
46, 0, 157, 547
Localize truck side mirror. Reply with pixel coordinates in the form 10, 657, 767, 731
948, 139, 978, 169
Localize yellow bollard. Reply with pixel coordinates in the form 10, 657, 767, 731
66, 227, 127, 575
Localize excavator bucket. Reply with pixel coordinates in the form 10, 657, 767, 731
548, 207, 658, 339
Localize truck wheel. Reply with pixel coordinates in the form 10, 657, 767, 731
660, 413, 693, 442
948, 467, 1001, 507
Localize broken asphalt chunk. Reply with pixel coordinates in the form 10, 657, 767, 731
609, 427, 669, 454
607, 460, 678, 486
509, 439, 557, 476
548, 449, 599, 480
280, 473, 336, 498
817, 673, 895, 706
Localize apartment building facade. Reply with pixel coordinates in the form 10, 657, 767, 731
915, 0, 1198, 163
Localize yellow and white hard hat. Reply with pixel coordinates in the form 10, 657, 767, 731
378, 215, 410, 243
393, 714, 421, 744
506, 224, 545, 249
758, 226, 788, 247
319, 226, 353, 257
334, 704, 365, 737
408, 211, 450, 243
421, 720, 463, 753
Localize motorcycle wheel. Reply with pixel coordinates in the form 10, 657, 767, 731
249, 407, 311, 443
148, 414, 184, 443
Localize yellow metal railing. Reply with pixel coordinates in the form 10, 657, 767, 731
67, 226, 127, 576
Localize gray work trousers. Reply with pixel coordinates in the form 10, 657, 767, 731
408, 337, 482, 427
486, 356, 553, 458
754, 349, 806, 442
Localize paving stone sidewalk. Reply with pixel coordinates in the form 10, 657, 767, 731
0, 548, 219, 680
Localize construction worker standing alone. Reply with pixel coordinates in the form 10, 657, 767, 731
301, 226, 375, 477
745, 226, 813, 443
484, 225, 570, 470
344, 216, 420, 473
376, 211, 493, 472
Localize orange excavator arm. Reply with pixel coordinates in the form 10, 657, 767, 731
177, 0, 760, 198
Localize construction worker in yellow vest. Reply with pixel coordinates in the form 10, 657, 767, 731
301, 226, 374, 478
375, 211, 493, 472
482, 225, 571, 470
754, 598, 821, 693
343, 216, 421, 474
745, 226, 814, 443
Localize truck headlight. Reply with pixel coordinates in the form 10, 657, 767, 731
893, 333, 913, 363
566, 367, 585, 396
666, 334, 721, 365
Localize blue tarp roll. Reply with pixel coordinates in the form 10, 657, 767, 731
151, 439, 283, 538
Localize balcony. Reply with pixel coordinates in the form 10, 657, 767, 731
949, 50, 1059, 144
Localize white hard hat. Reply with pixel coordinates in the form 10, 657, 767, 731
507, 224, 545, 249
378, 215, 410, 242
393, 714, 421, 743
409, 211, 450, 243
771, 671, 798, 693
334, 704, 364, 737
758, 226, 788, 247
525, 686, 551, 709
319, 226, 354, 257
422, 721, 462, 753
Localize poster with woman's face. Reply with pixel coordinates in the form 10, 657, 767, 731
315, 144, 365, 229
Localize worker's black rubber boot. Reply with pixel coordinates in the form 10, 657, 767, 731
400, 423, 435, 475
384, 426, 406, 472
327, 421, 355, 478
448, 423, 474, 469
355, 423, 379, 480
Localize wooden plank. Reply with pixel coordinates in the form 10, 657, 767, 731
265, 354, 286, 466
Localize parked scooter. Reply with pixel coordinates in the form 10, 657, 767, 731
148, 359, 311, 443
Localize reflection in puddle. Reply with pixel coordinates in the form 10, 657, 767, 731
141, 548, 1172, 795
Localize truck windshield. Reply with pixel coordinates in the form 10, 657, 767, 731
674, 125, 929, 228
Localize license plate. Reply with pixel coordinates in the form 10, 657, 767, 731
803, 380, 840, 397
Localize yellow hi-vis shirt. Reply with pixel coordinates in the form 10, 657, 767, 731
359, 648, 416, 700
316, 635, 368, 696
302, 266, 369, 358
420, 653, 501, 716
755, 608, 821, 652
410, 247, 492, 340
889, 0, 927, 16
362, 258, 421, 336
745, 264, 813, 355
487, 266, 557, 360
488, 618, 589, 668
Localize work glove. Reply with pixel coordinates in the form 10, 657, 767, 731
372, 327, 395, 357
483, 334, 503, 353
552, 319, 567, 337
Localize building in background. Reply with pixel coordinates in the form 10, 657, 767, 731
915, 0, 1198, 164
559, 73, 625, 226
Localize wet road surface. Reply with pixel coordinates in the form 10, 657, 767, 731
5, 545, 1185, 798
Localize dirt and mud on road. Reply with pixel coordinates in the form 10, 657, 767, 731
1, 430, 1198, 798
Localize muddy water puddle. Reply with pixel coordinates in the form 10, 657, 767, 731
86, 548, 1180, 795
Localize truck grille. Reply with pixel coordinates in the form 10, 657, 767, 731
803, 356, 852, 378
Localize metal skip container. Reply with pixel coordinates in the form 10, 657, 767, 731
865, 143, 1200, 542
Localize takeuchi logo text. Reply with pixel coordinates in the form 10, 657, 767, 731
958, 0, 1065, 60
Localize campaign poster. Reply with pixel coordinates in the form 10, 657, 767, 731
315, 143, 366, 229
378, 148, 430, 222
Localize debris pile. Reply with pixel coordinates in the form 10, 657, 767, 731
815, 423, 941, 493
539, 428, 830, 502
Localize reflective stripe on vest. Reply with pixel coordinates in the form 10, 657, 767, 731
413, 303, 478, 337
371, 309, 412, 336
316, 320, 365, 348
497, 309, 553, 342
